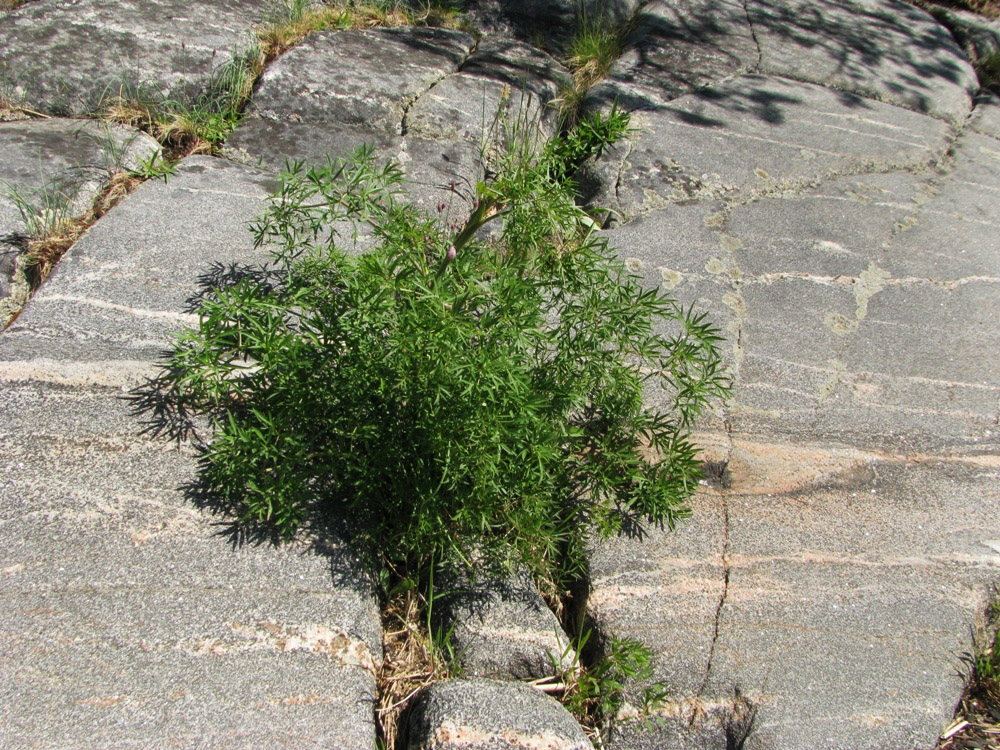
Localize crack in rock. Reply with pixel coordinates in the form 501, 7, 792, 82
399, 39, 479, 136
742, 0, 763, 71
692, 421, 735, 718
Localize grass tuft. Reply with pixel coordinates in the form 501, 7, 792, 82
937, 595, 1000, 750
1, 124, 155, 327
257, 0, 469, 61
977, 51, 1000, 93
569, 10, 628, 89
375, 586, 455, 749
2, 168, 142, 291
559, 2, 636, 123
98, 2, 468, 156
100, 39, 264, 157
257, 0, 353, 59
923, 0, 1000, 18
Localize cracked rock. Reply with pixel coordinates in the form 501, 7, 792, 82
586, 73, 951, 220
406, 37, 569, 143
226, 28, 566, 213
0, 119, 160, 238
970, 91, 1000, 140
586, 0, 759, 112
461, 0, 640, 45
247, 27, 475, 134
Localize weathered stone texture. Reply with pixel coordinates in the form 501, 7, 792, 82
0, 0, 270, 115
747, 0, 977, 122
227, 28, 568, 212
436, 569, 575, 680
0, 157, 382, 749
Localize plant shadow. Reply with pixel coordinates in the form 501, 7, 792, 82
123, 259, 382, 596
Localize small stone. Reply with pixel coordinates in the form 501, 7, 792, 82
435, 567, 575, 680
407, 678, 593, 750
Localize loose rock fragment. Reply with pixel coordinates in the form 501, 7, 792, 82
407, 678, 594, 750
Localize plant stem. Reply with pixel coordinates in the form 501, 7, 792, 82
451, 198, 505, 253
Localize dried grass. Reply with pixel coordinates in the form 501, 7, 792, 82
257, 1, 467, 64
937, 602, 1000, 750
375, 589, 453, 749
937, 694, 1000, 750
102, 96, 230, 159
927, 0, 1000, 18
20, 170, 142, 286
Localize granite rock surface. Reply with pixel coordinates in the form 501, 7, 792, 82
1, 0, 998, 747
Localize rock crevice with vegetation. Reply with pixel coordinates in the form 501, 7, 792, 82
1, 1, 999, 749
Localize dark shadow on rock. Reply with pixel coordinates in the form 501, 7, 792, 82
123, 260, 382, 599
462, 0, 638, 52
671, 107, 730, 128
380, 24, 474, 68
183, 260, 283, 313
725, 688, 759, 750
459, 35, 570, 91
124, 357, 202, 444
127, 364, 379, 560
124, 264, 284, 443
746, 0, 974, 114
594, 0, 760, 106
433, 565, 540, 626
0, 238, 24, 301
585, 0, 971, 124
596, 71, 869, 129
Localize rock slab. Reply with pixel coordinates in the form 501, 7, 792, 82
226, 27, 568, 212
0, 157, 382, 749
0, 0, 269, 115
436, 568, 575, 680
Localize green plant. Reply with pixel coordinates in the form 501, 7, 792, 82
102, 39, 263, 154
0, 125, 157, 303
569, 9, 626, 79
157, 112, 726, 595
131, 152, 176, 181
967, 596, 1000, 692
170, 40, 263, 143
544, 103, 630, 185
942, 600, 1000, 749
0, 176, 95, 302
558, 627, 668, 743
1, 178, 78, 241
977, 51, 1000, 93
974, 628, 1000, 684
